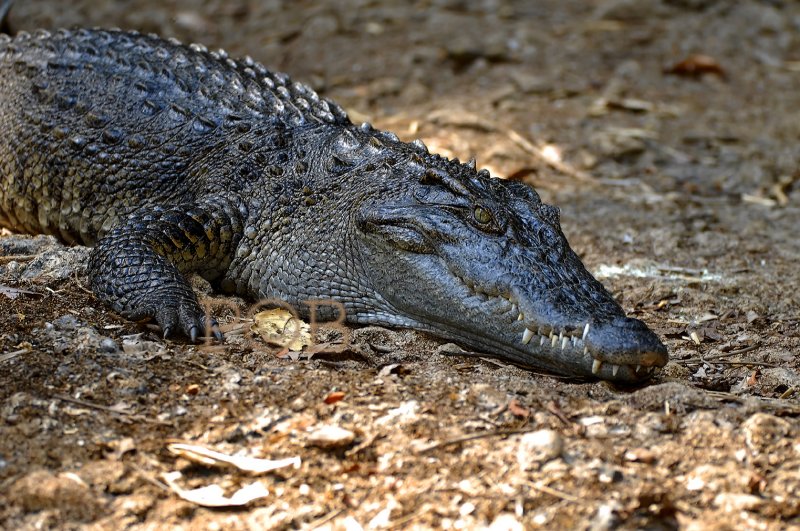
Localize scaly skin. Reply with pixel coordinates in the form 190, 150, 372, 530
0, 29, 667, 382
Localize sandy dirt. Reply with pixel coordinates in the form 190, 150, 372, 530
1, 0, 799, 529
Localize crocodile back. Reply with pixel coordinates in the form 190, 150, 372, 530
0, 28, 348, 244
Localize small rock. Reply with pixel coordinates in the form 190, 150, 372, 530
742, 413, 792, 455
591, 500, 621, 531
624, 448, 656, 464
306, 425, 356, 449
713, 492, 764, 512
467, 383, 506, 412
517, 429, 563, 470
509, 71, 552, 94
21, 248, 88, 281
598, 465, 623, 484
9, 469, 106, 521
590, 127, 651, 161
594, 0, 668, 21
98, 337, 119, 353
755, 367, 800, 391
488, 513, 524, 531
459, 501, 475, 516
52, 314, 80, 331
375, 400, 419, 426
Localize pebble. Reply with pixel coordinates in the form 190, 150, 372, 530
713, 492, 764, 512
593, 0, 667, 21
52, 314, 80, 331
624, 448, 656, 464
517, 429, 563, 470
10, 470, 105, 521
488, 513, 524, 531
306, 425, 356, 449
741, 413, 791, 455
98, 337, 119, 353
591, 501, 621, 531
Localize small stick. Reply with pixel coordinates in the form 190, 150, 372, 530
507, 129, 596, 183
52, 393, 173, 425
0, 349, 28, 362
531, 482, 579, 502
415, 428, 535, 454
0, 255, 37, 264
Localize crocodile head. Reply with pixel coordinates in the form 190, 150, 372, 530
354, 154, 667, 383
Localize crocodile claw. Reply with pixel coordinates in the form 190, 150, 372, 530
152, 300, 223, 343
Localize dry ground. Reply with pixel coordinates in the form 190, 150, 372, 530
1, 0, 799, 529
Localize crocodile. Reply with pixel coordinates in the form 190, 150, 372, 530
0, 28, 668, 382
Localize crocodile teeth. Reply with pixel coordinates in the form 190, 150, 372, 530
561, 336, 569, 350
522, 328, 534, 344
636, 365, 642, 373
540, 336, 547, 346
583, 323, 591, 340
551, 334, 558, 348
517, 313, 524, 321
572, 336, 579, 347
612, 364, 620, 377
592, 359, 602, 375
584, 347, 589, 355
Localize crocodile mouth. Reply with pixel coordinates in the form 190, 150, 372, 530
442, 275, 668, 381
512, 312, 667, 380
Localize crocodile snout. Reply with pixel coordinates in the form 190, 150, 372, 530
584, 316, 668, 379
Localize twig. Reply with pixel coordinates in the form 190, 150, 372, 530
415, 428, 535, 454
53, 393, 135, 415
704, 391, 800, 415
74, 271, 94, 295
531, 482, 580, 502
386, 508, 424, 530
677, 343, 761, 365
303, 508, 344, 530
707, 360, 779, 368
0, 349, 28, 362
0, 254, 36, 264
546, 401, 573, 426
506, 129, 596, 183
52, 393, 173, 425
128, 463, 171, 492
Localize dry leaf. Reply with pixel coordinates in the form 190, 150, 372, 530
167, 442, 301, 474
162, 471, 270, 508
0, 285, 40, 299
508, 398, 530, 419
251, 309, 312, 352
324, 391, 346, 405
665, 54, 726, 78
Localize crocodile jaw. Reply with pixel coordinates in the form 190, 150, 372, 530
404, 291, 667, 383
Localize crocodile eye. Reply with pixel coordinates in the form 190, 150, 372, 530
473, 206, 493, 225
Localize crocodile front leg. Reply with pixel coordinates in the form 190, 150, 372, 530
88, 197, 245, 340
